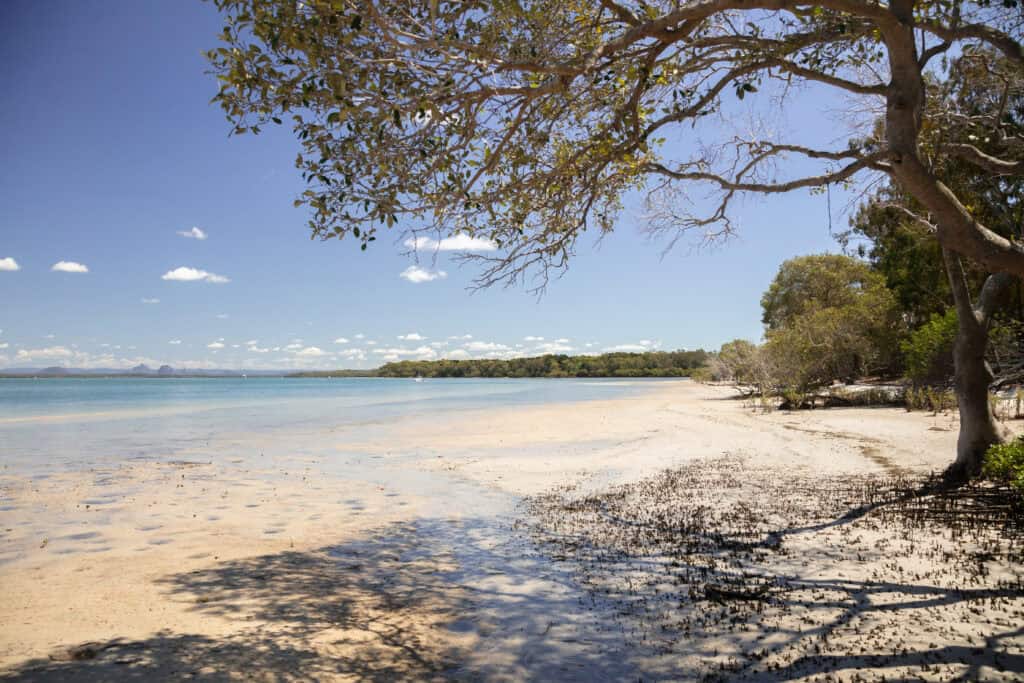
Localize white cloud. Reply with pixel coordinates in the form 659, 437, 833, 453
404, 234, 497, 252
178, 226, 207, 240
371, 345, 437, 360
44, 334, 55, 339
168, 340, 182, 345
397, 332, 425, 341
245, 340, 259, 346
161, 266, 229, 283
447, 349, 471, 360
354, 333, 365, 339
295, 346, 327, 357
337, 348, 366, 361
535, 342, 574, 354
216, 313, 229, 319
554, 338, 570, 344
15, 346, 74, 361
0, 257, 20, 272
51, 261, 89, 273
0, 343, 8, 349
285, 343, 303, 350
207, 342, 225, 350
603, 340, 661, 353
400, 265, 447, 283
141, 298, 160, 304
464, 341, 510, 352
12, 346, 163, 369
524, 336, 544, 342
334, 337, 349, 344
448, 334, 473, 340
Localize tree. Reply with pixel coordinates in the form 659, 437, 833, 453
207, 0, 1024, 478
840, 49, 1024, 474
715, 339, 770, 394
760, 254, 902, 400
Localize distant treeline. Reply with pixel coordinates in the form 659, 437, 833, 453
301, 350, 707, 378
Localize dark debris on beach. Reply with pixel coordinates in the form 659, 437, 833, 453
522, 456, 1024, 682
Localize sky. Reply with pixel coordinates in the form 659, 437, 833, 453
0, 1, 866, 370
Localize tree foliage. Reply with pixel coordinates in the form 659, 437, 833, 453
371, 350, 709, 377
208, 0, 1024, 292
761, 254, 903, 397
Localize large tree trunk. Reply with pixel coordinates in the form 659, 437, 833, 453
949, 308, 1006, 479
943, 251, 1014, 482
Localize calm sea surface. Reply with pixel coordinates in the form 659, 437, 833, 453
0, 377, 656, 475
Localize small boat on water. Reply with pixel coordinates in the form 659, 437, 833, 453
413, 376, 424, 383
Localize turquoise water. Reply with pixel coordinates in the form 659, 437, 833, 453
0, 377, 655, 474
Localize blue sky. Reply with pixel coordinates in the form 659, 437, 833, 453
0, 1, 861, 370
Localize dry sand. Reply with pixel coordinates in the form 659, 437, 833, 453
0, 380, 1021, 681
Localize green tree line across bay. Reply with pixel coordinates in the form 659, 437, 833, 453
293, 350, 709, 379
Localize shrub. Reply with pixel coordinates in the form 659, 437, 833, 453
900, 309, 957, 385
905, 386, 957, 413
983, 437, 1024, 495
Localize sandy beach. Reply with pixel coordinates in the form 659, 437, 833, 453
1, 380, 1022, 681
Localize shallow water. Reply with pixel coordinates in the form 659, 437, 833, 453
0, 377, 653, 475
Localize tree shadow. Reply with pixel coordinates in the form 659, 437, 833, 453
525, 457, 1024, 681
1, 517, 646, 682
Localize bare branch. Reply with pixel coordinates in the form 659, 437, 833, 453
946, 143, 1024, 176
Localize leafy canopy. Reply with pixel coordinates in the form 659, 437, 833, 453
208, 1, 1024, 290
762, 254, 902, 390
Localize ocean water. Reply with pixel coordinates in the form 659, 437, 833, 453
0, 377, 655, 475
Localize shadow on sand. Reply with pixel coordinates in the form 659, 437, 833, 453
1, 516, 642, 682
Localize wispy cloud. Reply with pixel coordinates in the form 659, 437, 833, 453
448, 334, 473, 340
168, 340, 182, 345
216, 313, 229, 319
334, 337, 349, 344
397, 332, 425, 341
161, 266, 229, 283
141, 298, 160, 304
464, 341, 510, 352
178, 226, 207, 240
603, 340, 661, 353
535, 341, 574, 354
51, 261, 89, 273
524, 336, 544, 342
0, 257, 19, 272
207, 341, 225, 350
15, 346, 74, 362
399, 265, 447, 283
372, 345, 437, 360
295, 346, 327, 357
404, 234, 497, 252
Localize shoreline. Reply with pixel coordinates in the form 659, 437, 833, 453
1, 381, 1021, 680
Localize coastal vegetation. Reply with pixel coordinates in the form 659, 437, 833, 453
294, 350, 709, 378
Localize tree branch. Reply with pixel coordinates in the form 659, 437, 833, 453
947, 143, 1024, 176
642, 150, 888, 194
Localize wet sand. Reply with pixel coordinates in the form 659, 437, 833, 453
1, 381, 1022, 680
